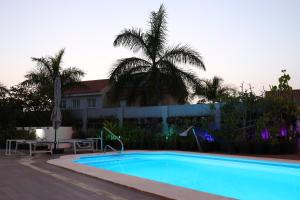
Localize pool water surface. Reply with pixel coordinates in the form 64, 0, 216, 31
75, 152, 300, 200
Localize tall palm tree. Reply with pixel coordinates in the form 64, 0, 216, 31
109, 4, 205, 106
22, 49, 85, 106
197, 76, 235, 103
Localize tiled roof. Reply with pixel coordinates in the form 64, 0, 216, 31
266, 89, 300, 100
293, 90, 300, 99
64, 79, 109, 95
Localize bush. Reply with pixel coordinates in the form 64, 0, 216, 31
0, 128, 36, 148
98, 121, 199, 151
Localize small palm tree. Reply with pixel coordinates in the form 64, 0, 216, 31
0, 82, 8, 97
23, 49, 85, 104
197, 76, 235, 103
110, 4, 205, 105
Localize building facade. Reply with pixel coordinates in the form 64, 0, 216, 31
63, 79, 221, 132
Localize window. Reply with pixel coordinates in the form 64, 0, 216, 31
87, 98, 96, 108
72, 99, 80, 109
61, 100, 66, 109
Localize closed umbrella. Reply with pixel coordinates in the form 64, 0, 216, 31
51, 76, 62, 151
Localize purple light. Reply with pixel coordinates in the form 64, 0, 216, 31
203, 131, 215, 142
195, 128, 215, 142
280, 127, 288, 137
261, 129, 270, 141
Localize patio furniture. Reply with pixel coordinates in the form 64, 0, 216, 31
5, 139, 25, 155
86, 137, 102, 151
6, 139, 54, 156
57, 139, 94, 154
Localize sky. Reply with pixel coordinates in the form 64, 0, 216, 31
0, 0, 299, 94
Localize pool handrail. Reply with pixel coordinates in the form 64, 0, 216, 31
104, 144, 117, 152
101, 127, 124, 153
179, 126, 203, 152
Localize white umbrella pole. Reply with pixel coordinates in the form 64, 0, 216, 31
54, 122, 57, 150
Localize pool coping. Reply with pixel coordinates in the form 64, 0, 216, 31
47, 150, 300, 200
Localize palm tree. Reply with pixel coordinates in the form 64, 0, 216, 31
197, 76, 235, 103
109, 4, 205, 106
22, 49, 85, 107
0, 82, 8, 97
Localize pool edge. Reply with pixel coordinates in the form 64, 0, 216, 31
47, 150, 300, 200
47, 151, 235, 200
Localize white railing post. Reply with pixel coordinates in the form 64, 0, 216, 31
162, 106, 169, 133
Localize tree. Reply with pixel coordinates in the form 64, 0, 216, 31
270, 69, 292, 92
9, 84, 51, 111
22, 49, 85, 110
196, 76, 235, 103
109, 4, 205, 106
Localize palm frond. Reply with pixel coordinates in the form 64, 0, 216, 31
159, 60, 201, 102
113, 28, 147, 53
31, 57, 53, 78
109, 57, 151, 82
159, 60, 201, 88
60, 67, 85, 90
146, 4, 168, 61
50, 48, 65, 77
161, 45, 205, 69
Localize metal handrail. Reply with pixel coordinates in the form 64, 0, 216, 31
101, 127, 124, 153
179, 126, 203, 152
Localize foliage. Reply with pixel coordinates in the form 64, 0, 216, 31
255, 94, 297, 141
218, 84, 258, 143
9, 84, 51, 111
270, 69, 292, 92
0, 96, 76, 128
100, 117, 218, 151
0, 97, 23, 128
0, 128, 36, 147
110, 4, 205, 106
217, 77, 298, 154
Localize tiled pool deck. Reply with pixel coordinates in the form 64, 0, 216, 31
48, 151, 300, 200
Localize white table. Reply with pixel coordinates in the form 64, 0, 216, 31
5, 139, 25, 155
6, 139, 53, 156
23, 140, 53, 156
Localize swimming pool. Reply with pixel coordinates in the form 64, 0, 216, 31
74, 152, 300, 200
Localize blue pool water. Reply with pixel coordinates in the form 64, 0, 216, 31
75, 152, 300, 200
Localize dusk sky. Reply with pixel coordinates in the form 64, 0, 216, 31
0, 0, 299, 94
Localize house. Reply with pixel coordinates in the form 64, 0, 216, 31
63, 79, 221, 133
62, 79, 110, 110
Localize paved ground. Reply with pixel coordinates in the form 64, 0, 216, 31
0, 152, 164, 200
